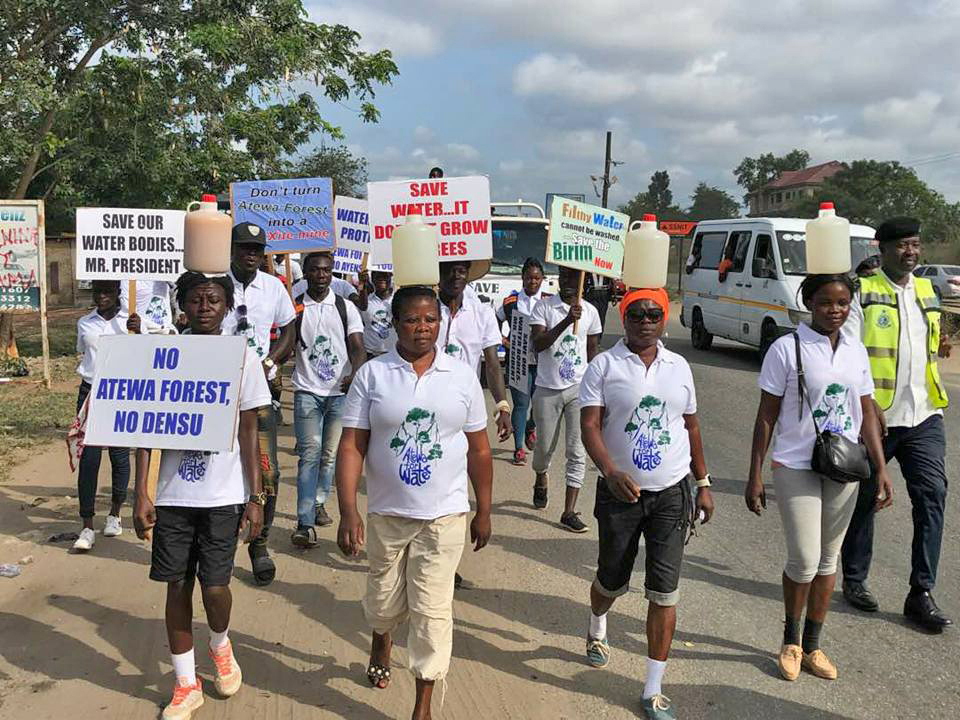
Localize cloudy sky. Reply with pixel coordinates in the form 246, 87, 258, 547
304, 0, 960, 211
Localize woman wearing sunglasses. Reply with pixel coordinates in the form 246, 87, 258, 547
579, 289, 714, 720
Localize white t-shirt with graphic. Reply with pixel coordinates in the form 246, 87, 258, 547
222, 270, 296, 380
76, 309, 130, 382
437, 294, 502, 374
291, 291, 364, 396
760, 322, 874, 470
580, 340, 697, 491
155, 343, 272, 507
362, 292, 394, 355
121, 281, 174, 330
341, 349, 487, 520
529, 294, 603, 390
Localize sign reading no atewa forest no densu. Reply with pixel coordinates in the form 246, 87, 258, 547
231, 177, 334, 254
546, 196, 627, 279
85, 335, 247, 452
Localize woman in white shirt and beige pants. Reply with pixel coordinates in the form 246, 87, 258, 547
336, 285, 494, 720
747, 273, 893, 683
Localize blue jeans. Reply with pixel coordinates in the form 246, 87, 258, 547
508, 365, 537, 452
294, 391, 345, 528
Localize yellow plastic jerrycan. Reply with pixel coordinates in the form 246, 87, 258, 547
391, 214, 439, 287
184, 193, 232, 274
623, 214, 669, 289
805, 202, 850, 274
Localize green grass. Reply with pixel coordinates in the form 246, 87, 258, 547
0, 357, 77, 482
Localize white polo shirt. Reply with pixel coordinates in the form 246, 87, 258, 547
156, 343, 272, 507
341, 348, 487, 520
292, 276, 356, 300
530, 295, 603, 390
761, 323, 874, 470
580, 340, 696, 491
843, 270, 941, 429
362, 292, 394, 355
222, 270, 296, 380
496, 289, 545, 323
120, 281, 174, 330
291, 290, 364, 396
438, 293, 501, 374
76, 309, 130, 382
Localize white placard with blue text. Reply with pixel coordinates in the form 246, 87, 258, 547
334, 196, 392, 273
85, 335, 246, 452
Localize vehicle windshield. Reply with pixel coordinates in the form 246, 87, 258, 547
490, 220, 557, 275
777, 232, 878, 275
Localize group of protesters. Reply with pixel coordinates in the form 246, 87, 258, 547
68, 209, 952, 720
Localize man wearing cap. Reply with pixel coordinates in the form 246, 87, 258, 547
222, 222, 297, 586
840, 217, 953, 631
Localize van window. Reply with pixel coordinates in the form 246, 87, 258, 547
729, 231, 752, 273
752, 234, 775, 277
689, 231, 727, 270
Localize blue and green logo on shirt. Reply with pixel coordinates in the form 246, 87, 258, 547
624, 395, 671, 472
390, 407, 443, 487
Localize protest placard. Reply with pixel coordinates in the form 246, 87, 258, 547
0, 200, 43, 312
231, 177, 334, 254
75, 208, 185, 281
546, 196, 627, 278
85, 335, 247, 452
368, 175, 491, 266
507, 311, 531, 393
334, 196, 370, 255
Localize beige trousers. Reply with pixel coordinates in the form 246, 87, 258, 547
363, 512, 466, 681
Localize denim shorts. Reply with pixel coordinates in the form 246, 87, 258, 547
592, 477, 687, 607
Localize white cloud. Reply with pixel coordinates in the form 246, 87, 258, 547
514, 54, 637, 104
306, 3, 441, 57
499, 159, 524, 173
446, 143, 480, 160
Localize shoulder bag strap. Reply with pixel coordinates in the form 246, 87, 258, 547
335, 295, 349, 339
793, 331, 821, 437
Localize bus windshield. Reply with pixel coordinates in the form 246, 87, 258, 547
777, 232, 878, 275
490, 220, 557, 275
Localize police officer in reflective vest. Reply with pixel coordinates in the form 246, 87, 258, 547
840, 217, 953, 631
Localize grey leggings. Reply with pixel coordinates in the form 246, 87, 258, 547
773, 466, 859, 583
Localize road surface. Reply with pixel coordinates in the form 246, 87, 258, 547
1, 309, 958, 719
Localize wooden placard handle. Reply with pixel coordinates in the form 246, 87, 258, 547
573, 271, 585, 333
127, 280, 137, 331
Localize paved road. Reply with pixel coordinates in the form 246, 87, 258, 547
0, 310, 957, 719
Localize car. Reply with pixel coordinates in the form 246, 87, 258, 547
913, 264, 960, 300
681, 217, 877, 357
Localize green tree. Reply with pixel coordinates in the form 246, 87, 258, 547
290, 145, 368, 197
0, 0, 397, 358
794, 160, 960, 246
687, 182, 741, 220
618, 170, 685, 223
733, 149, 810, 204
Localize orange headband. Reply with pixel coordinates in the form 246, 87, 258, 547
621, 288, 669, 325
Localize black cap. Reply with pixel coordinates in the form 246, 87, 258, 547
232, 221, 267, 246
876, 216, 920, 244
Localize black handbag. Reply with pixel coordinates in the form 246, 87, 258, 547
793, 333, 872, 483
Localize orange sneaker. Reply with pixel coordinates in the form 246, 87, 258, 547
209, 639, 243, 697
162, 678, 203, 719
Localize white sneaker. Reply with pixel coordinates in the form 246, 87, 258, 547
73, 527, 96, 552
103, 515, 122, 537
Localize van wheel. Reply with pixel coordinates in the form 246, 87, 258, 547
691, 309, 713, 350
759, 321, 779, 360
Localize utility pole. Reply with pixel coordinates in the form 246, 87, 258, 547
601, 130, 612, 209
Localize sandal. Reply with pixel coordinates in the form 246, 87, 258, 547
366, 663, 391, 689
512, 449, 526, 466
248, 542, 276, 586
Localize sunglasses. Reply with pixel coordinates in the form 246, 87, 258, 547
626, 307, 664, 323
236, 304, 249, 332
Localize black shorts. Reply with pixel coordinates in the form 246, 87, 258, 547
150, 505, 244, 586
593, 477, 687, 607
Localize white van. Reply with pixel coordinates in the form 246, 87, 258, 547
469, 201, 559, 307
681, 217, 877, 355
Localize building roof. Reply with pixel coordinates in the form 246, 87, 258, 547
763, 160, 845, 190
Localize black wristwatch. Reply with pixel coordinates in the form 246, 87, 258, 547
248, 491, 267, 506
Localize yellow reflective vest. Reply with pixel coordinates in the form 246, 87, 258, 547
859, 273, 948, 410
